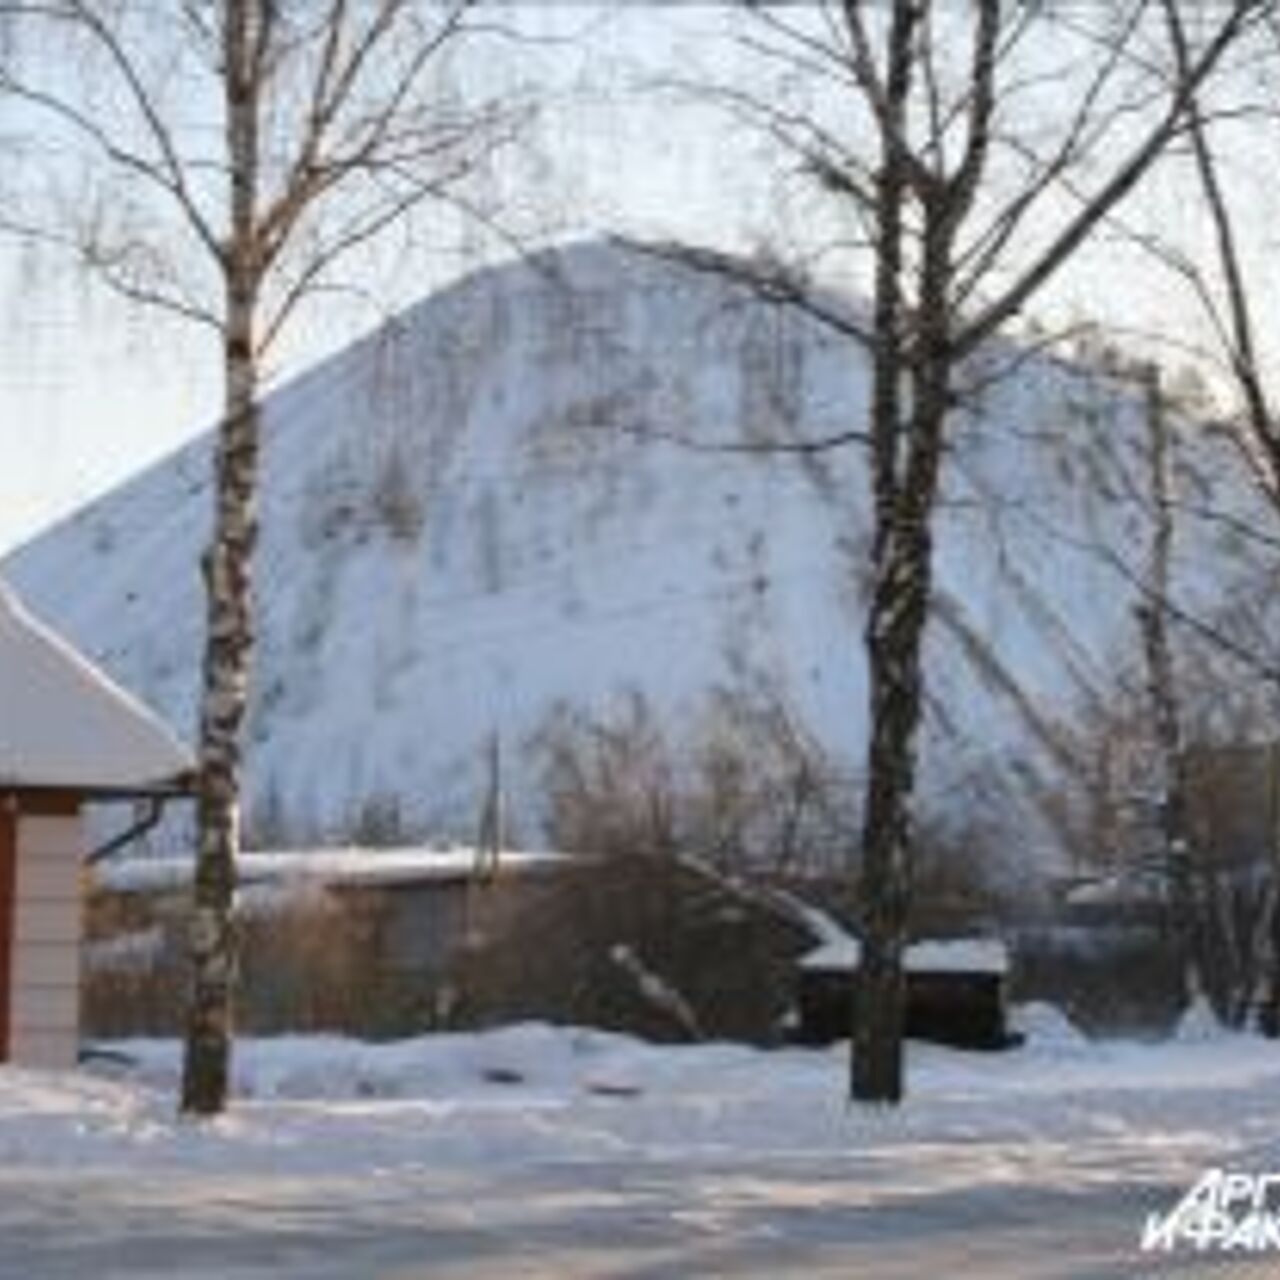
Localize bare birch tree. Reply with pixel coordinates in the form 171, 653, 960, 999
1, 0, 521, 1114
1152, 0, 1280, 1028
650, 0, 1264, 1102
1157, 0, 1278, 494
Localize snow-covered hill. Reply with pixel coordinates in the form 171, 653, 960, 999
4, 241, 1270, 872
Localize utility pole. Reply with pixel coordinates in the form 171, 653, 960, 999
1135, 362, 1197, 1006
475, 731, 504, 883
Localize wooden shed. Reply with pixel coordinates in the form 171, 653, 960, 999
796, 935, 1015, 1050
0, 583, 191, 1069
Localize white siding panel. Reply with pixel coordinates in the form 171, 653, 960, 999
15, 855, 79, 902
7, 1026, 77, 1071
16, 815, 83, 860
9, 982, 78, 1030
13, 900, 80, 946
10, 814, 83, 1069
11, 939, 80, 988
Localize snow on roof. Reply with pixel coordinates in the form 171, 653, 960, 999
96, 846, 569, 894
1063, 874, 1166, 907
0, 582, 192, 793
906, 938, 1010, 975
801, 936, 1010, 976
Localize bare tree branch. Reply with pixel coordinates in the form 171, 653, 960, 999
617, 236, 873, 350
956, 0, 1266, 357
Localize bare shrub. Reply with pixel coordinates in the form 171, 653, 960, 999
1051, 647, 1280, 1029
82, 885, 187, 1038
83, 882, 440, 1041
452, 856, 814, 1044
535, 691, 679, 859
348, 794, 411, 849
534, 682, 857, 876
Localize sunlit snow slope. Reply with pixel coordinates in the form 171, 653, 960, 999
5, 241, 1267, 866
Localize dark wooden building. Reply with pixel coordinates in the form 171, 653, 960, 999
796, 936, 1014, 1050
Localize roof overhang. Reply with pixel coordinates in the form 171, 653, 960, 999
0, 582, 195, 793
2, 773, 198, 803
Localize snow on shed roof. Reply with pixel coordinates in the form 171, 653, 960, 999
801, 936, 1010, 976
1062, 873, 1167, 908
0, 581, 192, 793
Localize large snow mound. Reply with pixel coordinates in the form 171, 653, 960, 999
6, 240, 1272, 864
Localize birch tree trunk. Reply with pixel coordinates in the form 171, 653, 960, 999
856, 503, 932, 1103
1135, 363, 1197, 1007
181, 0, 260, 1116
850, 0, 914, 1103
181, 332, 259, 1114
854, 222, 952, 1103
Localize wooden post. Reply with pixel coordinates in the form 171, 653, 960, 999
475, 731, 504, 883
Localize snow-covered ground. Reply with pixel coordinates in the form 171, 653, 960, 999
2, 1007, 1278, 1277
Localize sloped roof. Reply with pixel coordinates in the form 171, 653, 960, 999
0, 582, 192, 793
97, 846, 569, 894
800, 936, 1010, 976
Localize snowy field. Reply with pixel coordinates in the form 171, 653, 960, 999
2, 1006, 1279, 1278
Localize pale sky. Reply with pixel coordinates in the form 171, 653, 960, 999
0, 6, 768, 553
2, 5, 1276, 556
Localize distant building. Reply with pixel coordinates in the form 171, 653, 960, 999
796, 936, 1014, 1050
88, 846, 570, 1038
0, 583, 191, 1068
